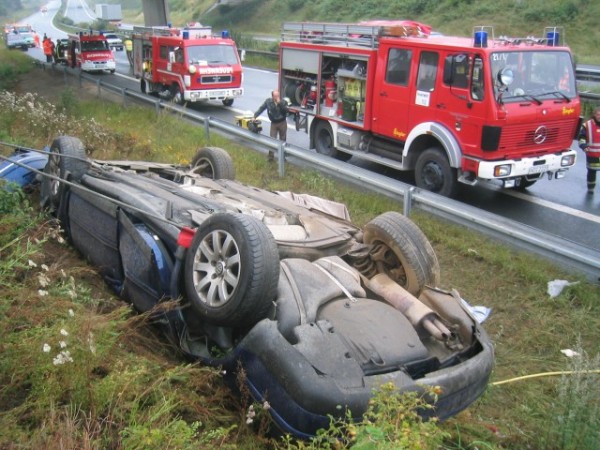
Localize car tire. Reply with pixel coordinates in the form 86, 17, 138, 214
190, 147, 235, 180
41, 135, 90, 210
415, 147, 458, 197
363, 211, 440, 296
222, 98, 234, 107
184, 212, 280, 328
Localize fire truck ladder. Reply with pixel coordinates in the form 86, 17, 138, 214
281, 22, 426, 48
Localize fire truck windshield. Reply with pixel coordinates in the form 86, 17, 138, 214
491, 50, 576, 102
186, 44, 238, 65
81, 40, 109, 52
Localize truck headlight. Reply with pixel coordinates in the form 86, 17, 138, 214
561, 154, 575, 167
494, 164, 511, 177
189, 65, 197, 74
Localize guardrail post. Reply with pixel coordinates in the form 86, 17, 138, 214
96, 79, 101, 96
278, 142, 286, 177
121, 88, 127, 106
204, 118, 211, 141
155, 99, 161, 115
403, 186, 415, 216
78, 70, 82, 88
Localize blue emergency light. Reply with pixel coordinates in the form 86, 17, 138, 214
182, 30, 189, 39
222, 30, 229, 38
546, 31, 560, 46
474, 30, 488, 47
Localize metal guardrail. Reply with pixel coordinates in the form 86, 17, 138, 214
37, 62, 600, 282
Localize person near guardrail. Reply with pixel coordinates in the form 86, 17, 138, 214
254, 90, 289, 161
42, 36, 55, 64
578, 106, 600, 194
124, 37, 133, 67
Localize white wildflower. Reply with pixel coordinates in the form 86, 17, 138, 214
59, 341, 67, 349
60, 329, 69, 336
28, 260, 37, 268
53, 350, 73, 365
37, 272, 51, 287
42, 343, 51, 353
68, 309, 75, 317
88, 332, 96, 354
41, 264, 49, 271
262, 401, 270, 410
38, 289, 48, 296
246, 417, 254, 425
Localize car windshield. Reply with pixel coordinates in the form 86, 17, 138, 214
105, 34, 119, 40
491, 50, 576, 102
186, 44, 238, 65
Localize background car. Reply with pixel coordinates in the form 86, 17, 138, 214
103, 33, 123, 51
5, 32, 29, 50
35, 135, 494, 438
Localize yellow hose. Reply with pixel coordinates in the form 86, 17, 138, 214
492, 370, 600, 386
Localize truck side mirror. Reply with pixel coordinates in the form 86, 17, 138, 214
169, 51, 175, 63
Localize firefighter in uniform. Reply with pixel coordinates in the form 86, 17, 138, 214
578, 106, 600, 194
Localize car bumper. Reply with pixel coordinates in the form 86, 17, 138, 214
185, 88, 244, 102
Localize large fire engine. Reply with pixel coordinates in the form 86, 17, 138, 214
132, 25, 243, 106
67, 32, 116, 74
280, 21, 580, 197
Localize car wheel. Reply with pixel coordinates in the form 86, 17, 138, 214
415, 147, 458, 197
170, 84, 184, 105
190, 147, 235, 180
184, 212, 280, 328
41, 135, 90, 210
222, 98, 234, 107
363, 211, 440, 296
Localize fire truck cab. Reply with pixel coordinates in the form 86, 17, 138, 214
281, 22, 580, 197
132, 25, 243, 106
67, 32, 116, 74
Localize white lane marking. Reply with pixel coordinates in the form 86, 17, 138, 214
504, 189, 600, 224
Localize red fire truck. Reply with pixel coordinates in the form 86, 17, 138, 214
280, 21, 580, 197
132, 25, 243, 106
67, 32, 116, 74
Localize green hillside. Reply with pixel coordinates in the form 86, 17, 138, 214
154, 0, 600, 65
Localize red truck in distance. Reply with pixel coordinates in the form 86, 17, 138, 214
280, 21, 580, 197
132, 25, 243, 107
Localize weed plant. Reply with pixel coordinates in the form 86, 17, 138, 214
0, 67, 599, 449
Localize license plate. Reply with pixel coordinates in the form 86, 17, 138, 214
528, 165, 548, 174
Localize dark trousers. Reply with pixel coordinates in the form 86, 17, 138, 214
586, 155, 599, 191
270, 120, 287, 142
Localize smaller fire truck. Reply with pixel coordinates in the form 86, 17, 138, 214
281, 21, 581, 197
67, 32, 116, 74
132, 25, 243, 106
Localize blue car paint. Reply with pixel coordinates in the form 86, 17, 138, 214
0, 148, 49, 188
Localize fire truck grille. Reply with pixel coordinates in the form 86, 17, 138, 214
499, 120, 575, 152
200, 75, 233, 84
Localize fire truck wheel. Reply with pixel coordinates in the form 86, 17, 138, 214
415, 147, 458, 197
170, 85, 184, 105
222, 98, 234, 107
314, 121, 351, 161
190, 147, 236, 180
363, 211, 440, 296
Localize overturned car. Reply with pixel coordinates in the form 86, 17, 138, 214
29, 135, 493, 438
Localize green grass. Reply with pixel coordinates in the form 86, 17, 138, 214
1, 54, 599, 449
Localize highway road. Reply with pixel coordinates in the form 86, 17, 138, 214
18, 4, 600, 260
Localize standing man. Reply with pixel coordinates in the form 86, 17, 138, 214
254, 90, 289, 160
578, 107, 600, 195
124, 37, 133, 67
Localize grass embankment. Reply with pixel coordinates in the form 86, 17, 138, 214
0, 48, 599, 449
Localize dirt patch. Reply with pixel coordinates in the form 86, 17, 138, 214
15, 63, 105, 103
